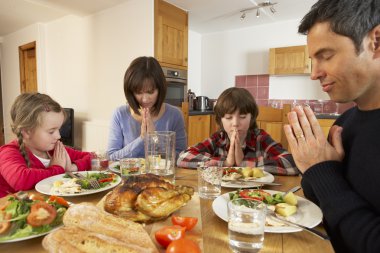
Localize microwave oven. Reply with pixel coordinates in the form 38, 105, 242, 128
162, 66, 187, 107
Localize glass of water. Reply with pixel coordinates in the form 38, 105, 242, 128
228, 198, 267, 253
197, 166, 223, 199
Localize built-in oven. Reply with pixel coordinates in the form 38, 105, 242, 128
162, 66, 187, 107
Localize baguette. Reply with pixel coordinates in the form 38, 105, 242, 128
62, 203, 158, 253
43, 226, 144, 253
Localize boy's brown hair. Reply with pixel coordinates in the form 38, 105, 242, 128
214, 87, 259, 131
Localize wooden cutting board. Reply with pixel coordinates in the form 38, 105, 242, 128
97, 192, 203, 252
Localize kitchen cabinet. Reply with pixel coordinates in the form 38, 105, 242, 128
269, 45, 311, 75
188, 115, 211, 146
318, 118, 335, 137
154, 0, 188, 69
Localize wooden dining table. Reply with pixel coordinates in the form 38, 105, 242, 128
0, 168, 334, 253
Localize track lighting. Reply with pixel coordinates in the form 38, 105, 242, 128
238, 1, 277, 20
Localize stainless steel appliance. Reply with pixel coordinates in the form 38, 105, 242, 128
195, 96, 211, 111
162, 66, 187, 107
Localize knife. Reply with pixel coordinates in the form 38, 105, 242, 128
268, 212, 330, 240
223, 180, 282, 186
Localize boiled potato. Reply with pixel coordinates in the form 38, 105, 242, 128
252, 167, 265, 178
283, 192, 298, 206
275, 203, 297, 217
241, 167, 253, 178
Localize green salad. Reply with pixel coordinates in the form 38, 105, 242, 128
63, 172, 116, 189
0, 192, 68, 242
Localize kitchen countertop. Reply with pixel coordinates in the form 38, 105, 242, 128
189, 109, 214, 116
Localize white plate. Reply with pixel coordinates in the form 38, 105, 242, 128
35, 171, 121, 197
212, 190, 323, 233
222, 171, 275, 188
0, 226, 61, 243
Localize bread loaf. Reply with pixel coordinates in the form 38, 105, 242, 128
43, 226, 145, 253
43, 203, 158, 253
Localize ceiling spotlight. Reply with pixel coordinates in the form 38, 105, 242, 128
270, 6, 276, 13
240, 12, 246, 20
256, 9, 260, 18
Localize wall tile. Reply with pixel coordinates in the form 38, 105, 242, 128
246, 75, 258, 87
337, 102, 355, 114
257, 86, 269, 99
256, 99, 268, 106
235, 75, 247, 87
258, 74, 269, 86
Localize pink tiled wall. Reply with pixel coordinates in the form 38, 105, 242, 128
235, 74, 355, 114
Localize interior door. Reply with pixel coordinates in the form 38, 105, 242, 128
19, 41, 37, 93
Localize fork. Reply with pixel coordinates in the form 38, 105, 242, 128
68, 172, 101, 189
267, 209, 329, 240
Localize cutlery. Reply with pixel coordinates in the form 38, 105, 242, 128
223, 180, 282, 186
67, 172, 101, 189
283, 185, 301, 195
267, 210, 329, 240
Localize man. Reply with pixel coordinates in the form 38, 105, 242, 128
283, 0, 380, 252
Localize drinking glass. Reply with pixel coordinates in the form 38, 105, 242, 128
120, 158, 141, 178
145, 131, 176, 183
228, 198, 267, 253
197, 166, 223, 199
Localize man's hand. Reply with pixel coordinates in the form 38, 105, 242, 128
283, 105, 344, 173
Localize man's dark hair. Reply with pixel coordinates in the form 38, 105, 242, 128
299, 0, 380, 53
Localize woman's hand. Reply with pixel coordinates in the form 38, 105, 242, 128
234, 130, 244, 166
140, 108, 155, 138
50, 141, 66, 168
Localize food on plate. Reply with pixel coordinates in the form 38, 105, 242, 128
43, 203, 158, 253
275, 203, 297, 217
155, 225, 186, 248
103, 174, 194, 223
229, 189, 298, 220
166, 238, 201, 253
0, 192, 68, 242
222, 167, 265, 181
50, 172, 117, 194
171, 216, 198, 231
283, 192, 298, 206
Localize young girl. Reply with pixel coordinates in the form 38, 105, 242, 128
177, 87, 298, 175
0, 93, 91, 197
107, 56, 187, 160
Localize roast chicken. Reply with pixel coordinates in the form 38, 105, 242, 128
103, 174, 194, 222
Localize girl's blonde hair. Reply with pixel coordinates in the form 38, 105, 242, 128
10, 93, 65, 167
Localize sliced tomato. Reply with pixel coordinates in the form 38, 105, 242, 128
171, 216, 198, 231
155, 225, 186, 248
48, 195, 69, 207
239, 189, 271, 201
0, 211, 11, 234
223, 168, 239, 175
98, 178, 113, 183
27, 202, 57, 227
166, 238, 201, 253
28, 193, 45, 201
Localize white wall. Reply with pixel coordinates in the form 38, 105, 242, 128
1, 0, 154, 151
193, 19, 327, 100
187, 30, 202, 96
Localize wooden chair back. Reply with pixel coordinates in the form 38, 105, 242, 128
256, 104, 291, 150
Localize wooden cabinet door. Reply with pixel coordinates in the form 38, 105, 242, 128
155, 0, 188, 68
269, 45, 311, 75
188, 115, 211, 146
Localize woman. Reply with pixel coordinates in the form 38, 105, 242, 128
107, 56, 187, 161
177, 87, 298, 175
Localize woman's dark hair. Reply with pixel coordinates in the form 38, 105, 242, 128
214, 87, 258, 130
298, 0, 380, 54
124, 56, 167, 115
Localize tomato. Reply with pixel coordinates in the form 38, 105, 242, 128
166, 238, 201, 253
239, 189, 271, 201
171, 216, 198, 231
28, 193, 45, 201
155, 225, 186, 248
48, 195, 69, 207
223, 168, 239, 175
0, 211, 11, 234
27, 202, 57, 227
98, 178, 113, 183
